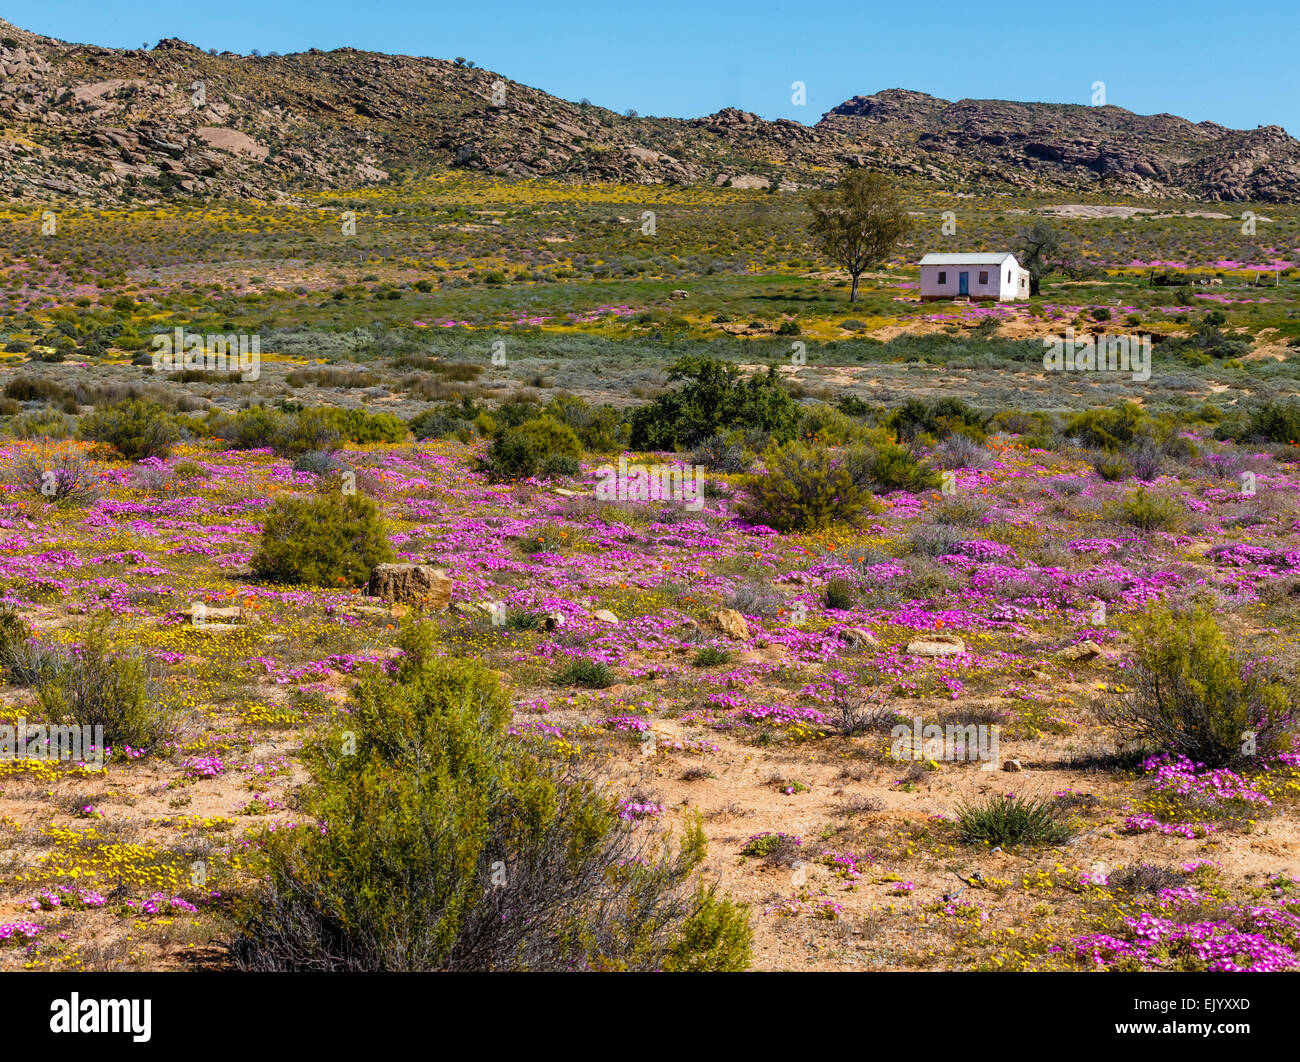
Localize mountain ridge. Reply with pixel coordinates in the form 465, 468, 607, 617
2, 19, 1298, 204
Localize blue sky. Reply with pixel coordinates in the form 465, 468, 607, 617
9, 0, 1299, 135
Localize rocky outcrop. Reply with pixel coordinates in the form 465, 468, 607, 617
0, 18, 1296, 204
366, 564, 453, 608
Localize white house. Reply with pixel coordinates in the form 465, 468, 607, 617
918, 253, 1030, 301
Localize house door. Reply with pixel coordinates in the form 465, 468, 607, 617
958, 272, 969, 296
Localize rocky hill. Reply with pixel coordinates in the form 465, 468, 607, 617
2, 19, 1298, 204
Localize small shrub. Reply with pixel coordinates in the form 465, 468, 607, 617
11, 444, 98, 504
1114, 486, 1180, 531
11, 406, 73, 440
232, 631, 749, 971
628, 356, 800, 450
692, 646, 733, 667
956, 793, 1072, 846
738, 442, 877, 532
692, 432, 754, 474
36, 622, 173, 750
1096, 602, 1297, 767
1091, 452, 1130, 482
484, 416, 583, 482
823, 578, 856, 610
251, 493, 395, 587
856, 442, 940, 493
555, 657, 616, 688
292, 450, 344, 475
78, 400, 177, 460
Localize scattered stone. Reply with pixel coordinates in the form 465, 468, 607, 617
1003, 759, 1023, 772
712, 608, 750, 640
366, 563, 453, 608
543, 611, 567, 631
906, 633, 966, 657
668, 289, 690, 299
1055, 639, 1102, 663
838, 626, 880, 649
196, 605, 242, 621
592, 609, 620, 624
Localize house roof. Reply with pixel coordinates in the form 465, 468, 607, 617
918, 252, 1019, 266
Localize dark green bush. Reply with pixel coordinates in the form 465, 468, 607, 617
36, 621, 173, 751
555, 657, 616, 688
738, 442, 878, 532
231, 630, 750, 971
1096, 602, 1297, 767
824, 578, 856, 610
483, 416, 583, 482
890, 398, 989, 443
855, 442, 940, 493
1066, 402, 1146, 450
957, 793, 1073, 847
628, 356, 800, 450
251, 492, 395, 587
78, 399, 177, 460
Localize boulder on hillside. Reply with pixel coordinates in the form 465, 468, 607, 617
366, 563, 452, 608
712, 608, 750, 640
906, 633, 966, 657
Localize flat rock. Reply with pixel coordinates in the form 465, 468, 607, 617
712, 608, 750, 640
1055, 639, 1102, 663
592, 609, 620, 624
366, 563, 453, 608
906, 633, 966, 657
838, 626, 880, 649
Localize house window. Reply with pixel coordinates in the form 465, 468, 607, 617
978, 271, 988, 284
1007, 270, 1012, 283
937, 271, 946, 284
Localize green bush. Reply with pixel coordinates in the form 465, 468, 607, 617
824, 578, 857, 610
217, 406, 409, 455
798, 403, 872, 446
555, 657, 616, 688
11, 406, 73, 440
0, 605, 31, 679
35, 621, 173, 751
691, 646, 733, 667
1113, 486, 1180, 531
1237, 401, 1300, 445
1066, 402, 1146, 450
628, 356, 800, 450
890, 398, 989, 443
232, 630, 750, 970
738, 442, 877, 532
1097, 602, 1297, 767
78, 399, 177, 460
212, 405, 286, 450
543, 394, 626, 453
483, 416, 583, 482
854, 442, 940, 493
409, 397, 481, 441
957, 793, 1073, 847
251, 492, 395, 587
1091, 452, 1130, 482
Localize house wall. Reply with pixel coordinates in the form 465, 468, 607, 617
920, 263, 1004, 300
919, 261, 1031, 301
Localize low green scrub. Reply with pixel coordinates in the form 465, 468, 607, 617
232, 628, 750, 971
251, 492, 395, 587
